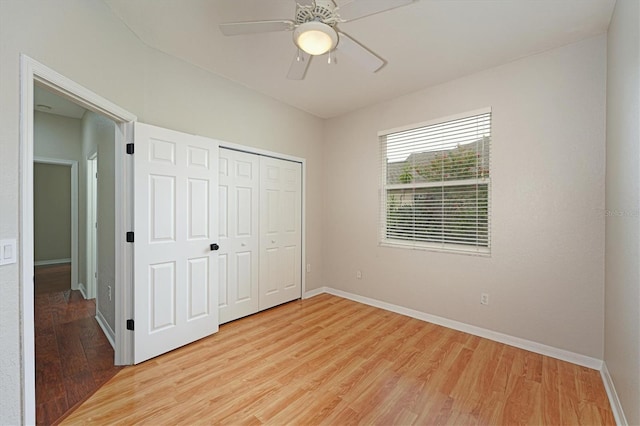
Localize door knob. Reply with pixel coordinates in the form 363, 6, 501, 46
210, 243, 220, 251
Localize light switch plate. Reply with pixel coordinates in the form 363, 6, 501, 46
0, 239, 17, 266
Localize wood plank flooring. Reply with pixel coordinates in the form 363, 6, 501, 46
62, 294, 615, 425
35, 263, 73, 294
34, 264, 122, 425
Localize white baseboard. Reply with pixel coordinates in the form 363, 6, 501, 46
305, 286, 603, 370
601, 362, 628, 426
34, 258, 71, 266
78, 282, 88, 299
303, 287, 327, 299
95, 309, 116, 350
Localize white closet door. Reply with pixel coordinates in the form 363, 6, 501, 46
259, 156, 302, 310
218, 149, 260, 324
133, 122, 219, 364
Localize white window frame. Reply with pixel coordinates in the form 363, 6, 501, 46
379, 107, 492, 256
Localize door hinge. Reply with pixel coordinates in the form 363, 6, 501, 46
126, 232, 134, 243
126, 319, 134, 331
126, 143, 134, 155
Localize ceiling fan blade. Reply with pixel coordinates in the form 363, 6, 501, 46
336, 32, 385, 73
219, 20, 295, 36
337, 0, 416, 22
287, 50, 312, 80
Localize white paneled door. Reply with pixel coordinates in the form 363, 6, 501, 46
259, 156, 302, 310
218, 148, 260, 324
133, 123, 219, 364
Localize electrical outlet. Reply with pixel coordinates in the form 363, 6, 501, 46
306, 263, 311, 273
108, 285, 112, 301
356, 270, 362, 279
480, 293, 489, 305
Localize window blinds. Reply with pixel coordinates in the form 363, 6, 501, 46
379, 109, 491, 253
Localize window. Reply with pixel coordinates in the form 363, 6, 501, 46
379, 109, 491, 254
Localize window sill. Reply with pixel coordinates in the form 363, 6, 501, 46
379, 239, 491, 257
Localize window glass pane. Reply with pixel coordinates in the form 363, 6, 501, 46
386, 184, 488, 246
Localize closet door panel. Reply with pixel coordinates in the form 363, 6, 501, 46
218, 149, 260, 324
259, 156, 302, 310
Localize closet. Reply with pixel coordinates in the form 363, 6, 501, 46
218, 148, 302, 324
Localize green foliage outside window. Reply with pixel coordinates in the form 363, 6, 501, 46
415, 137, 490, 182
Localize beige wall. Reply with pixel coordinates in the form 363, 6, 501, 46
323, 36, 606, 359
604, 0, 640, 424
33, 111, 82, 266
34, 110, 83, 161
0, 0, 324, 423
33, 163, 71, 263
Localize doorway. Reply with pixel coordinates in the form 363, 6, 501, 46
20, 55, 137, 424
32, 84, 124, 425
32, 159, 77, 291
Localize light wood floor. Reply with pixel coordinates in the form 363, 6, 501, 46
62, 294, 614, 425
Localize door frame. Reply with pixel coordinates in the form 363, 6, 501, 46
19, 55, 137, 424
33, 157, 79, 290
86, 152, 98, 299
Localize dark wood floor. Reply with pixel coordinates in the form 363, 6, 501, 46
35, 263, 74, 294
34, 264, 122, 425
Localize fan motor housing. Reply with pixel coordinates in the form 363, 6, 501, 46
295, 0, 338, 25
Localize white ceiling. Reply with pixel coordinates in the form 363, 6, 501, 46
104, 0, 615, 119
34, 85, 87, 119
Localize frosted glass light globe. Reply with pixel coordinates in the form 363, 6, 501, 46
294, 21, 338, 56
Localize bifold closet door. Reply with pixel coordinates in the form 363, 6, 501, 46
259, 156, 302, 310
218, 149, 260, 324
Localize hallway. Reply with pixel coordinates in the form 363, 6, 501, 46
34, 264, 122, 425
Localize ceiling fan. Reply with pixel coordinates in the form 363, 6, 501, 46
219, 0, 417, 80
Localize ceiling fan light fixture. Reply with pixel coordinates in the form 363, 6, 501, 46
293, 21, 338, 56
